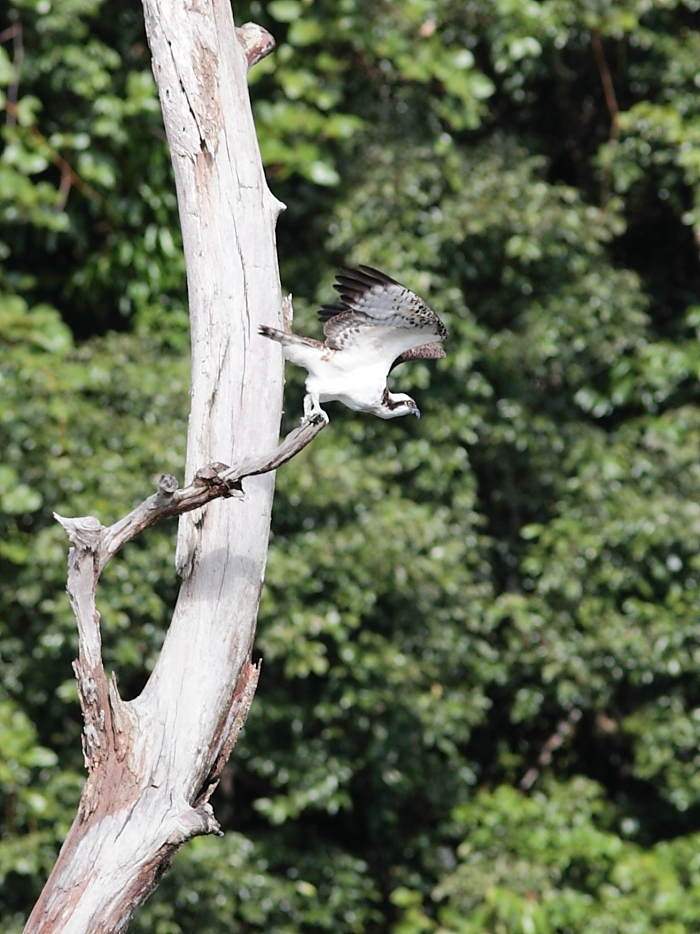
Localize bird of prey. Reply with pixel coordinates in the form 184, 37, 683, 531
260, 266, 447, 423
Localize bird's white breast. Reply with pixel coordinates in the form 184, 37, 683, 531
302, 353, 387, 411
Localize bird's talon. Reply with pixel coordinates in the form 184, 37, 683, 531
301, 410, 329, 427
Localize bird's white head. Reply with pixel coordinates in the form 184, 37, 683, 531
378, 392, 421, 419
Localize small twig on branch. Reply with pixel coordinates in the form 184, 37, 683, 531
590, 28, 620, 210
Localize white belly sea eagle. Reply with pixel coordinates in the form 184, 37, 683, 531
260, 266, 448, 423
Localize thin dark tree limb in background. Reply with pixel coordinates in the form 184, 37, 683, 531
0, 22, 24, 127
520, 708, 582, 791
591, 28, 620, 210
2, 99, 103, 207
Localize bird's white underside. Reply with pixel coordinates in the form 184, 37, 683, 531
282, 324, 438, 415
262, 268, 447, 420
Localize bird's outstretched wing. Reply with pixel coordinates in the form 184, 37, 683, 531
318, 266, 447, 363
390, 341, 446, 372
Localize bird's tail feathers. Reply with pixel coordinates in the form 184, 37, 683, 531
259, 325, 324, 351
259, 324, 288, 343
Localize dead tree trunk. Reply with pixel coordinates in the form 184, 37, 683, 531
22, 2, 314, 931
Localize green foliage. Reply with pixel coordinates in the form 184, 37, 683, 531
135, 833, 381, 934
4, 0, 700, 932
0, 692, 84, 933
430, 779, 700, 934
0, 0, 187, 342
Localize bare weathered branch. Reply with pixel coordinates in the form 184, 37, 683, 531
56, 418, 327, 579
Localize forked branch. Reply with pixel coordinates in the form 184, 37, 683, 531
52, 415, 326, 814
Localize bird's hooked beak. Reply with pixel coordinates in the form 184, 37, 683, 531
412, 406, 421, 419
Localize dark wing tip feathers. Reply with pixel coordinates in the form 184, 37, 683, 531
357, 265, 400, 285
320, 266, 400, 323
318, 264, 448, 345
334, 266, 399, 297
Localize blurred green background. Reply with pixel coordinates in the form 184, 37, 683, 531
3, 1, 700, 931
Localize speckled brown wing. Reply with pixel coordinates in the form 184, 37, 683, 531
318, 266, 448, 357
389, 342, 446, 372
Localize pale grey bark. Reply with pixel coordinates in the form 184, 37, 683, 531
21, 4, 322, 932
